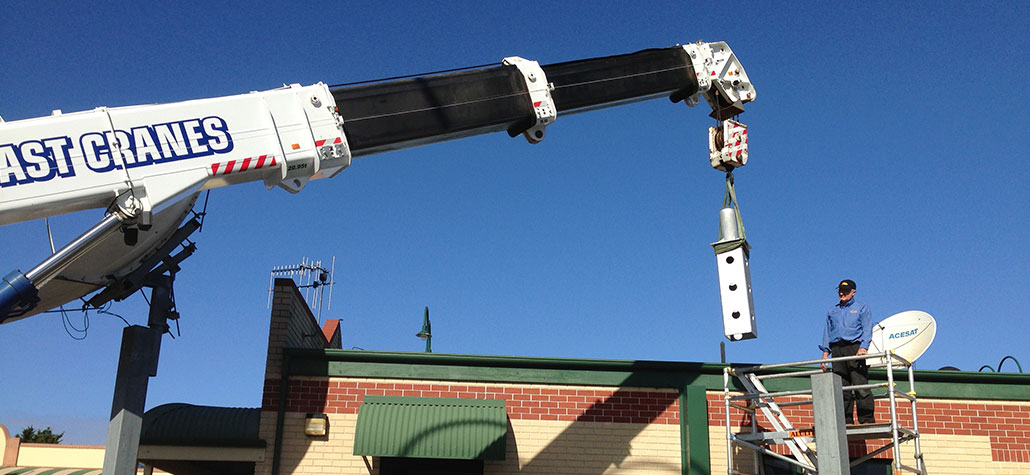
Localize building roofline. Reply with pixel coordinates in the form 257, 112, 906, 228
282, 348, 1030, 400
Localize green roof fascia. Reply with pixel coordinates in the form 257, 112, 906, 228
286, 348, 725, 388
353, 396, 507, 461
283, 349, 1030, 401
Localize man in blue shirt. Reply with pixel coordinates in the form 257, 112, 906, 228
819, 279, 875, 424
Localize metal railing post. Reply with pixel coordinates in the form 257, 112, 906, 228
724, 367, 733, 474
886, 352, 903, 474
907, 364, 926, 474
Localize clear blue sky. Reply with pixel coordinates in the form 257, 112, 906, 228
1, 2, 1027, 445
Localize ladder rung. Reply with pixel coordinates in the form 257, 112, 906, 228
892, 389, 917, 401
731, 437, 817, 473
771, 399, 813, 408
897, 427, 917, 437
844, 382, 887, 391
727, 402, 752, 412
756, 368, 825, 380
895, 462, 922, 473
737, 387, 815, 399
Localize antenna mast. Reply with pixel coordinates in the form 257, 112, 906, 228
268, 257, 336, 325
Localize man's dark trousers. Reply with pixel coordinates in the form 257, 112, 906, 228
830, 341, 875, 423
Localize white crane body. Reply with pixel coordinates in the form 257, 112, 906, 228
0, 41, 756, 326
1, 83, 350, 227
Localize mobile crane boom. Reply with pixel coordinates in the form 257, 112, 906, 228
0, 41, 755, 322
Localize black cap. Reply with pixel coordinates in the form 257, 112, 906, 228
838, 279, 856, 293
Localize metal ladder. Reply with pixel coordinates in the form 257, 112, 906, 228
723, 352, 927, 474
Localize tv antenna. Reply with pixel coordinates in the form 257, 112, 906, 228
268, 257, 336, 324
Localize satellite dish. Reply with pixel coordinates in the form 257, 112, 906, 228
867, 310, 937, 365
0, 194, 198, 325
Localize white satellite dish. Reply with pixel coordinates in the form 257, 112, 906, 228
867, 310, 937, 365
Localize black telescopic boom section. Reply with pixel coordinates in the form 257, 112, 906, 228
331, 46, 700, 157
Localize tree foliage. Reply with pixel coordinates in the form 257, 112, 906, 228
18, 426, 63, 444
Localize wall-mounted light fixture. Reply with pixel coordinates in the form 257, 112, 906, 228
305, 412, 329, 437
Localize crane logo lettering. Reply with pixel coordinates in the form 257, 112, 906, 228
0, 116, 233, 188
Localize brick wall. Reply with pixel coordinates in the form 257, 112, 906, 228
258, 377, 682, 475
256, 279, 685, 474
493, 419, 680, 474
266, 377, 679, 425
256, 279, 346, 475
923, 401, 1030, 463
263, 278, 340, 382
263, 413, 366, 475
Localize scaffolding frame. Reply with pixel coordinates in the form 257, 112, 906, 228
723, 351, 927, 474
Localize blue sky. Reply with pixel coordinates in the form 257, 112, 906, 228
1, 2, 1027, 444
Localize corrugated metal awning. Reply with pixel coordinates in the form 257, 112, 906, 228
0, 468, 101, 475
141, 403, 264, 448
353, 396, 507, 461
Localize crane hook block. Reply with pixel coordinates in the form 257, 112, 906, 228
709, 119, 748, 172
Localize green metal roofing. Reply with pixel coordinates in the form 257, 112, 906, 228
353, 396, 507, 461
0, 468, 101, 475
141, 403, 265, 448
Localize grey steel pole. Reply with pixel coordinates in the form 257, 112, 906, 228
102, 275, 172, 475
811, 372, 850, 475
102, 325, 160, 475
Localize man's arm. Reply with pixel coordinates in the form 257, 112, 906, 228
819, 313, 831, 354
820, 313, 832, 368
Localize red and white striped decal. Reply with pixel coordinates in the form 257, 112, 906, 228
731, 124, 747, 157
210, 155, 277, 176
314, 137, 344, 147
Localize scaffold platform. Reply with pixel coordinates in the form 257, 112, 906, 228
723, 351, 928, 474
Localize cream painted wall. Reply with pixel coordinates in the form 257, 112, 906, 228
16, 443, 105, 468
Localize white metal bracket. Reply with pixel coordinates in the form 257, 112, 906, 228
683, 42, 715, 107
262, 83, 352, 193
503, 57, 557, 144
319, 103, 350, 164
682, 42, 757, 114
111, 186, 151, 227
